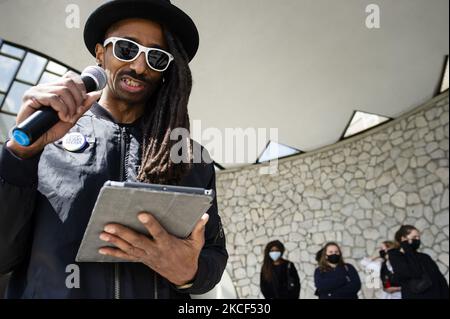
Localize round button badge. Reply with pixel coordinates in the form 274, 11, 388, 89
62, 132, 88, 152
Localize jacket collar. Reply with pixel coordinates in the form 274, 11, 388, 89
89, 102, 143, 128
90, 102, 116, 123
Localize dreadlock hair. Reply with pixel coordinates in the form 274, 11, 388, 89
137, 27, 193, 185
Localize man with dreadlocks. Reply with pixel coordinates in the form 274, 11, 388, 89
0, 0, 228, 299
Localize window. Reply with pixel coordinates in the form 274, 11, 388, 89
0, 113, 16, 144
39, 72, 62, 85
341, 111, 391, 139
0, 39, 78, 145
214, 162, 225, 171
1, 43, 25, 59
46, 61, 68, 76
441, 55, 449, 93
0, 55, 20, 92
16, 52, 48, 84
256, 141, 302, 163
2, 82, 32, 114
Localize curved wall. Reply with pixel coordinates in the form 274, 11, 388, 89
216, 92, 449, 299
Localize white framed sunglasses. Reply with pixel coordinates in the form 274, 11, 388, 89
103, 37, 174, 72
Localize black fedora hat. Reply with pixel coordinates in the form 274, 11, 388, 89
84, 0, 199, 61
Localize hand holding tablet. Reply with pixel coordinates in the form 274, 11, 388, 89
76, 181, 215, 263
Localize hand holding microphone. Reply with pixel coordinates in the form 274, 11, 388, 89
8, 66, 107, 158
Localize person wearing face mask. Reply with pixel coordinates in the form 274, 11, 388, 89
360, 241, 402, 299
260, 240, 301, 299
388, 225, 449, 299
314, 242, 361, 299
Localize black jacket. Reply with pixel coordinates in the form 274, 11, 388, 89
314, 264, 361, 299
380, 260, 400, 289
388, 247, 449, 299
260, 260, 300, 299
0, 103, 228, 299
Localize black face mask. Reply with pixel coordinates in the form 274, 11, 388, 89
379, 250, 387, 259
410, 239, 421, 251
327, 254, 341, 264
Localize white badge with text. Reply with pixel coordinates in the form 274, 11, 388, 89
62, 132, 88, 152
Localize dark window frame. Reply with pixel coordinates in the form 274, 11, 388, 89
214, 161, 226, 171
0, 38, 79, 144
435, 54, 449, 96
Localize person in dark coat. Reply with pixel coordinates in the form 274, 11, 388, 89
388, 225, 449, 299
0, 0, 228, 299
379, 241, 402, 298
260, 240, 301, 299
314, 242, 361, 299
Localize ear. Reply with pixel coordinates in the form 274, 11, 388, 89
95, 43, 105, 67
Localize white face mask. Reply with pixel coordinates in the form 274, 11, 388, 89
269, 251, 282, 261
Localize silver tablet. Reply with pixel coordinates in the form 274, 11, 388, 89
75, 181, 215, 263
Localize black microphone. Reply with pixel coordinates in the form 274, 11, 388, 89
12, 66, 107, 147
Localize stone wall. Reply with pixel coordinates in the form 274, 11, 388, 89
215, 92, 449, 299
